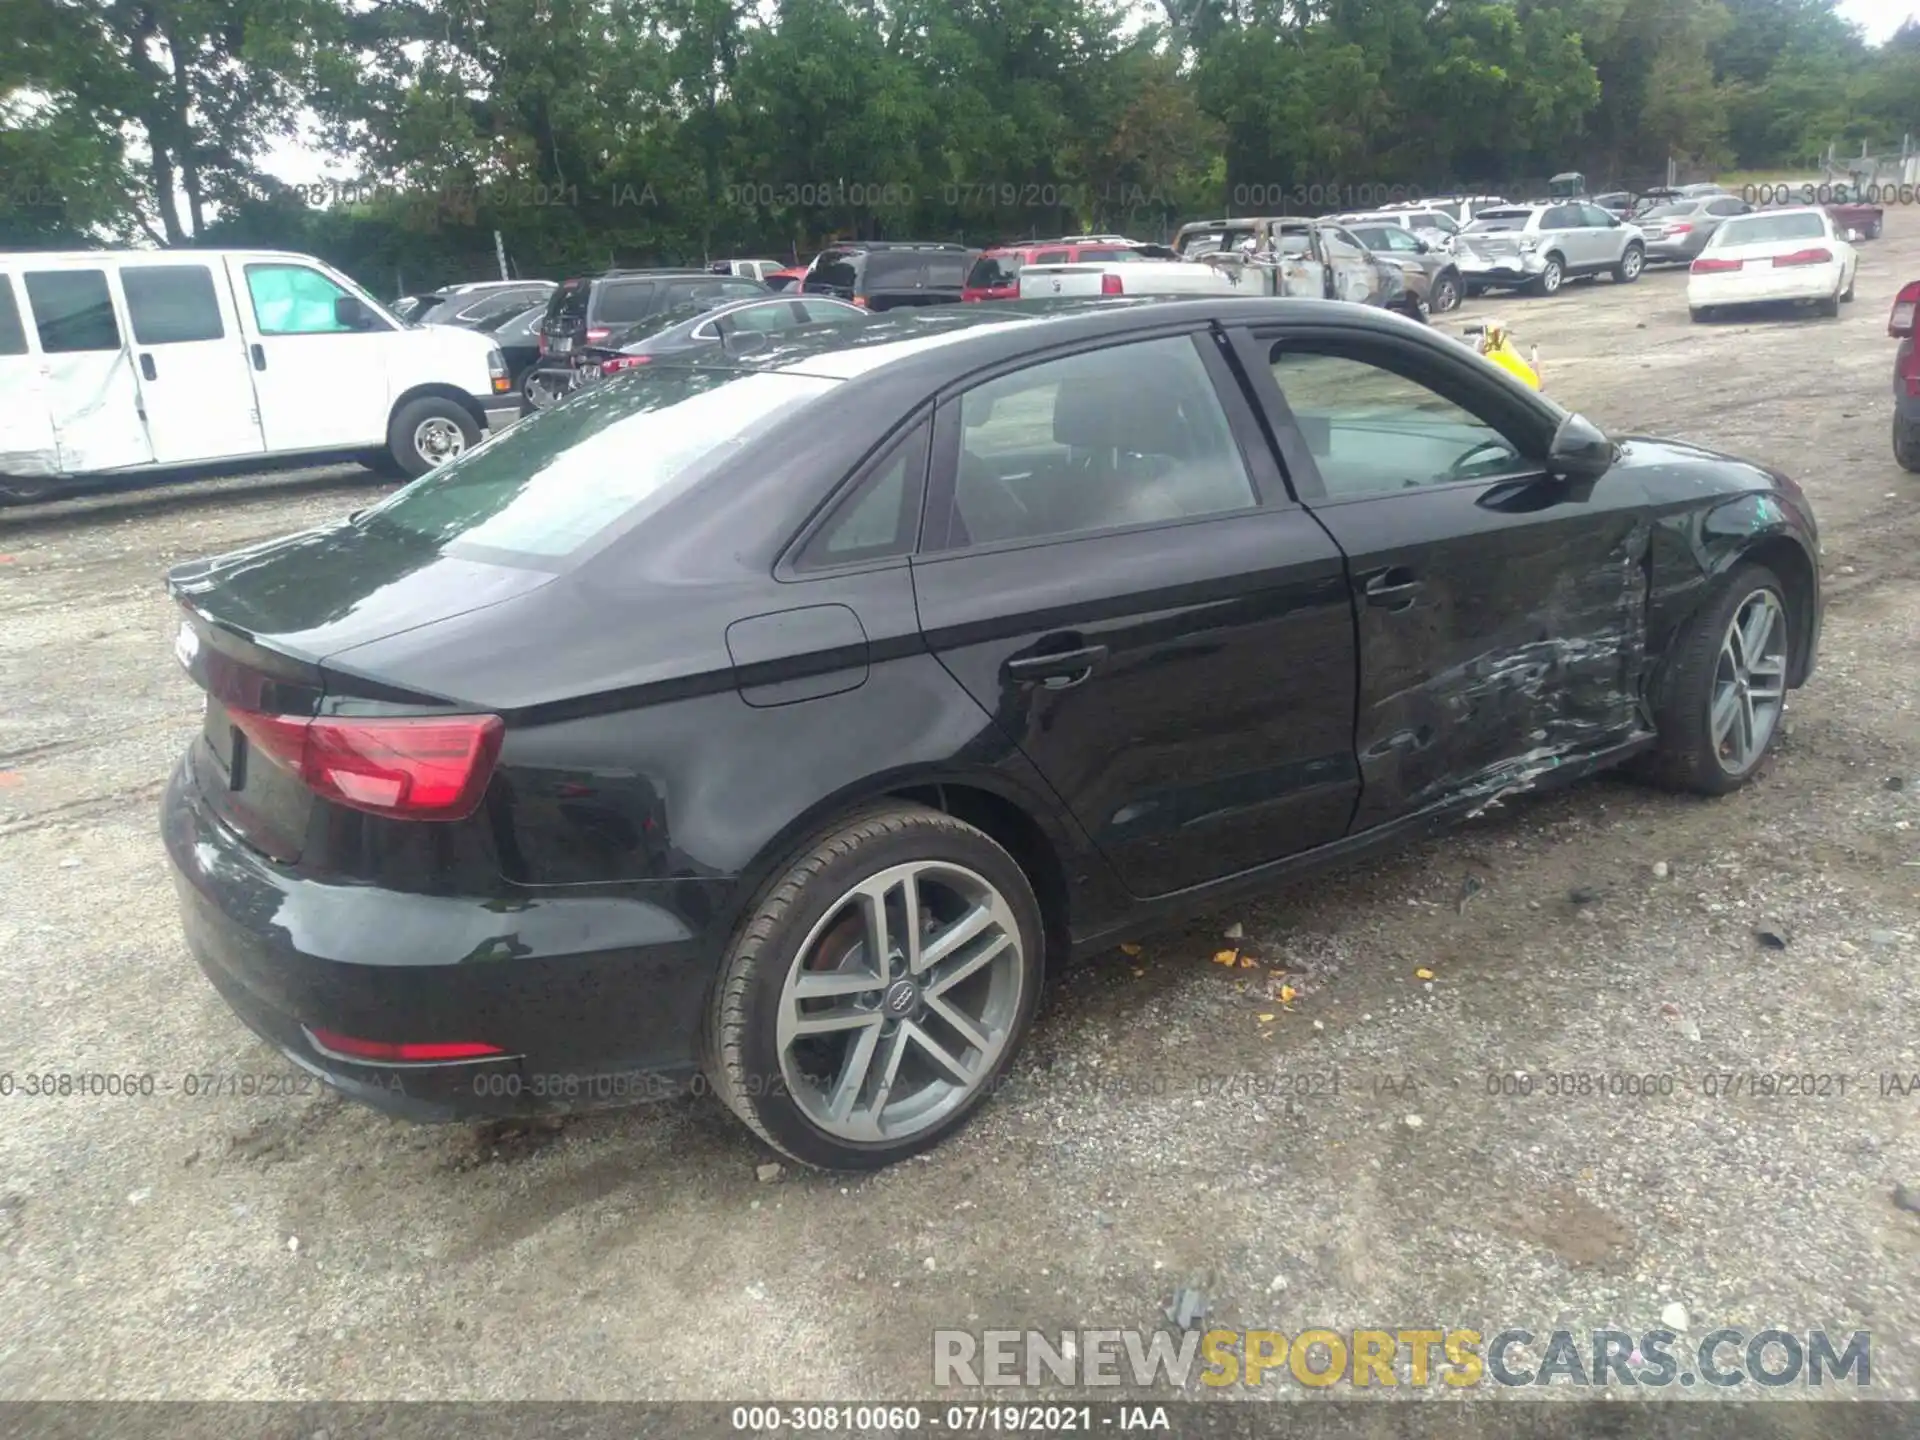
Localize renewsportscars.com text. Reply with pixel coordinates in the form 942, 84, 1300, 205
933, 1327, 1870, 1389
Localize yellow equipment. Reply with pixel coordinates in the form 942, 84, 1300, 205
1465, 321, 1541, 389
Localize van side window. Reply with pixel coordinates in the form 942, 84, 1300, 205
24, 270, 121, 353
0, 276, 27, 355
244, 264, 356, 335
122, 265, 225, 344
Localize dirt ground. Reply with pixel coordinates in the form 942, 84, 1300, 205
2, 221, 1918, 1405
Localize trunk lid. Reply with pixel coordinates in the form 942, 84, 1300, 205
169, 522, 554, 861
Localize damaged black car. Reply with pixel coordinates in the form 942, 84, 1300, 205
161, 297, 1821, 1171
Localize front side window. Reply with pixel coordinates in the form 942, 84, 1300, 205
1269, 346, 1527, 498
592, 282, 659, 325
723, 301, 802, 334
942, 335, 1258, 549
24, 270, 121, 352
245, 264, 356, 335
1581, 204, 1616, 227
0, 276, 28, 355
122, 264, 224, 344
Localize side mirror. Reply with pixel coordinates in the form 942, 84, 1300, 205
1547, 412, 1614, 483
334, 295, 376, 330
1413, 236, 1431, 253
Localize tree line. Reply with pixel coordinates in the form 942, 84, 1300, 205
3, 0, 1917, 288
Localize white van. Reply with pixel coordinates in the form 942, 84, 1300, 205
0, 248, 520, 502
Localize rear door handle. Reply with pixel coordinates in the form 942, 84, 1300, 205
1006, 644, 1109, 689
139, 352, 156, 381
1364, 567, 1423, 610
250, 343, 266, 371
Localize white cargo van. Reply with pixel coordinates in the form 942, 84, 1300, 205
0, 248, 520, 502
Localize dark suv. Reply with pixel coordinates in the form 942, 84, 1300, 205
798, 243, 973, 311
537, 269, 768, 358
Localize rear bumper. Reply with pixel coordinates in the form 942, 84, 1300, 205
1456, 252, 1546, 286
1645, 240, 1702, 264
161, 753, 721, 1122
1688, 265, 1843, 308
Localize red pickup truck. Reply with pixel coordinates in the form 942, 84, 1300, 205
1893, 278, 1919, 472
1821, 183, 1884, 240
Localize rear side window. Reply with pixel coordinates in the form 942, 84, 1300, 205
591, 281, 659, 325
364, 368, 840, 559
794, 420, 930, 570
864, 253, 931, 288
967, 253, 1022, 288
1033, 249, 1069, 265
121, 264, 224, 344
940, 335, 1258, 549
0, 276, 27, 355
24, 270, 121, 352
811, 252, 860, 290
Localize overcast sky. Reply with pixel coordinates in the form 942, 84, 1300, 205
257, 0, 1920, 187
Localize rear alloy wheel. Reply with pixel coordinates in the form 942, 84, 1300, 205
1896, 416, 1920, 474
1641, 563, 1792, 795
705, 804, 1043, 1170
1431, 272, 1462, 313
1531, 256, 1564, 296
1613, 243, 1644, 283
386, 397, 479, 479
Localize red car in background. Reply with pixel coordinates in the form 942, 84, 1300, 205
763, 266, 808, 292
1893, 278, 1919, 472
961, 235, 1152, 301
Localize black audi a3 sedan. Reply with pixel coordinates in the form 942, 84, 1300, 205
162, 298, 1821, 1170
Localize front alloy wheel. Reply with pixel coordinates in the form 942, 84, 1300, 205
1639, 562, 1794, 795
706, 804, 1043, 1169
1709, 589, 1788, 778
413, 416, 468, 467
1431, 273, 1461, 313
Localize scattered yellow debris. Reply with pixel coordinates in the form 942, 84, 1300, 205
1120, 942, 1143, 957
1415, 967, 1435, 980
1238, 956, 1258, 969
1131, 967, 1145, 977
1279, 985, 1298, 1004
1258, 1013, 1275, 1023
1212, 948, 1239, 966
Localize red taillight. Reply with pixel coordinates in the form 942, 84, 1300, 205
1890, 280, 1919, 337
600, 355, 650, 375
1667, 223, 1693, 235
1691, 257, 1743, 274
585, 327, 610, 342
850, 295, 869, 308
1772, 248, 1832, 267
1101, 273, 1124, 295
536, 332, 548, 355
307, 1027, 504, 1063
229, 710, 504, 821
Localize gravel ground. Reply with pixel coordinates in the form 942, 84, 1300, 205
1, 222, 1918, 1405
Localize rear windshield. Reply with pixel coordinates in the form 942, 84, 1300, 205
1641, 203, 1699, 219
1176, 227, 1254, 257
362, 368, 839, 559
1716, 212, 1826, 245
810, 251, 860, 289
967, 253, 1023, 288
1466, 210, 1534, 231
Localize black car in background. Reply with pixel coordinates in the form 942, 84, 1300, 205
525, 293, 868, 407
471, 303, 548, 403
537, 269, 768, 359
798, 242, 974, 310
162, 298, 1821, 1172
397, 280, 555, 328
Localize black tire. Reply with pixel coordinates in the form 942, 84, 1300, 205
1816, 292, 1840, 318
1896, 416, 1920, 474
1530, 256, 1565, 296
1613, 243, 1645, 284
0, 476, 58, 504
1840, 272, 1855, 302
385, 396, 480, 479
1866, 218, 1883, 240
1640, 562, 1792, 796
1431, 271, 1461, 313
704, 803, 1045, 1170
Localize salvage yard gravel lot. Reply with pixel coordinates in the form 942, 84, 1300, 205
2, 223, 1918, 1402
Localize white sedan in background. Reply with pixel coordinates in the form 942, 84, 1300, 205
1688, 207, 1859, 322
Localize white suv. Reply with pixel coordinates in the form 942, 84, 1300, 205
1454, 202, 1647, 296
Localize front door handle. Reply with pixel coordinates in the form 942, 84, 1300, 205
250, 343, 266, 371
1364, 567, 1423, 611
139, 352, 157, 381
1006, 643, 1109, 689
